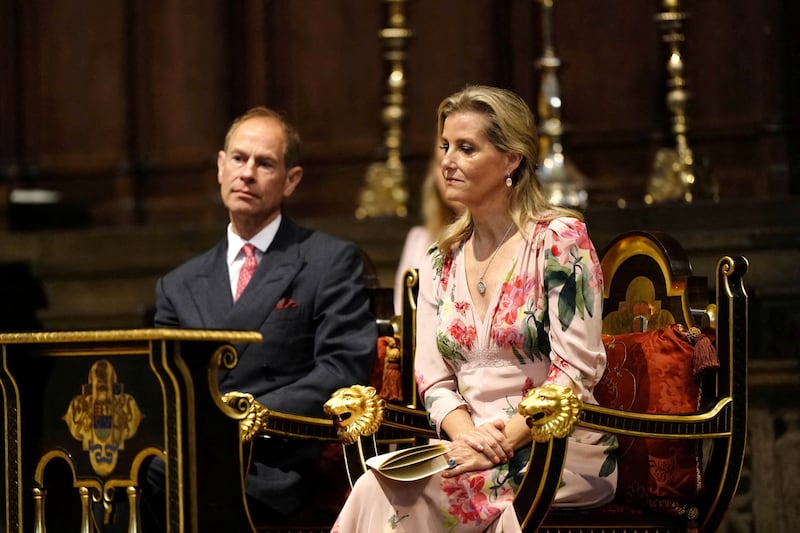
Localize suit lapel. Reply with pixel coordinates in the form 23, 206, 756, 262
225, 217, 307, 333
184, 219, 307, 361
227, 250, 303, 332
185, 239, 233, 327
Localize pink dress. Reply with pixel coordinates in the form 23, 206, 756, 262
333, 217, 617, 533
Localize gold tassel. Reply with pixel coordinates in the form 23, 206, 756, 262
379, 336, 404, 402
692, 333, 719, 376
686, 506, 700, 533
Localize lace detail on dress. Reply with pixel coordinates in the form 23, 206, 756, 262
459, 347, 518, 370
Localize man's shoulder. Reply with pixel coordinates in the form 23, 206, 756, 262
283, 218, 358, 254
162, 240, 223, 280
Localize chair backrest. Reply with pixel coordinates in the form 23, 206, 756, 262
514, 230, 748, 532
600, 230, 709, 333
594, 231, 719, 517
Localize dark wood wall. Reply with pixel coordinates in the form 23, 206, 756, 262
1, 0, 798, 229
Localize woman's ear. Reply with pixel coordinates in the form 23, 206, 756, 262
506, 152, 523, 176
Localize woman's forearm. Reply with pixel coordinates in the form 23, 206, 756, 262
503, 414, 533, 450
439, 406, 475, 441
441, 408, 532, 449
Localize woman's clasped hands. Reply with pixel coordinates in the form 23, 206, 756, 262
442, 420, 515, 477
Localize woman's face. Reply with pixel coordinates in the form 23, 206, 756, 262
440, 111, 517, 211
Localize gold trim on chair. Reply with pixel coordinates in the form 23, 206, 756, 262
221, 391, 270, 444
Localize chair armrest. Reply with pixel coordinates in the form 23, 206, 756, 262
517, 383, 734, 445
378, 403, 438, 442
221, 390, 342, 442
577, 397, 735, 439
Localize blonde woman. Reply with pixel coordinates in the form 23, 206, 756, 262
334, 85, 617, 533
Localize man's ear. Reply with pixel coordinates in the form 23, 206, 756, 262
217, 150, 226, 184
283, 166, 303, 198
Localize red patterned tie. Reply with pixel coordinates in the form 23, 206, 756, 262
235, 243, 258, 301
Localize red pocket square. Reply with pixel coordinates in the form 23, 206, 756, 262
275, 297, 299, 309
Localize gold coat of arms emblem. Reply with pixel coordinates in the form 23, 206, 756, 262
62, 359, 142, 476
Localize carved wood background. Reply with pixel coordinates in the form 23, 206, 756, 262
1, 0, 798, 228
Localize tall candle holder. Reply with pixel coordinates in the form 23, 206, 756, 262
356, 0, 411, 219
646, 0, 715, 203
534, 0, 588, 210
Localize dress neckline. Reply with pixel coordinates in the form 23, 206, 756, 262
459, 232, 526, 329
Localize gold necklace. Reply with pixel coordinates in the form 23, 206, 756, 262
474, 222, 515, 296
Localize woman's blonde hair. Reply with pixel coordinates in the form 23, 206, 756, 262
435, 85, 581, 254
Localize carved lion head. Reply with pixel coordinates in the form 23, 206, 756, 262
517, 384, 581, 442
323, 385, 385, 445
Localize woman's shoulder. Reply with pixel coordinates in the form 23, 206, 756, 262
402, 225, 431, 247
398, 226, 435, 264
529, 213, 588, 237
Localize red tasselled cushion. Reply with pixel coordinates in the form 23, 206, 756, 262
596, 324, 712, 516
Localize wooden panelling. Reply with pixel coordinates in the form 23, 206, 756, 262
20, 1, 127, 161
250, 0, 386, 216
687, 0, 774, 128
0, 1, 19, 169
403, 0, 513, 152
132, 0, 229, 160
0, 0, 797, 228
129, 0, 230, 225
553, 0, 664, 135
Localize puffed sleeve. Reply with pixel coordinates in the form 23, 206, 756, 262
540, 218, 607, 403
413, 250, 468, 437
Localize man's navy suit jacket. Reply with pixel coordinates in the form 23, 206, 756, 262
153, 216, 377, 514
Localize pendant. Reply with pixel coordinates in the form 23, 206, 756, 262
477, 280, 486, 295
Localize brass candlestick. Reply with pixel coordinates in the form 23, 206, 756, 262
356, 0, 411, 219
646, 0, 715, 203
535, 0, 588, 209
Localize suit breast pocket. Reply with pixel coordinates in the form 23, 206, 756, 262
267, 305, 305, 323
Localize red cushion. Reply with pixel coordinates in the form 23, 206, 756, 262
596, 324, 705, 515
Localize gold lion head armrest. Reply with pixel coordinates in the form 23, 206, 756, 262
518, 384, 581, 442
323, 385, 386, 445
221, 391, 270, 443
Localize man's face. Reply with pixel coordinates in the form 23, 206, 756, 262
217, 117, 302, 231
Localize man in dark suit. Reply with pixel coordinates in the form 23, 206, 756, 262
145, 106, 377, 526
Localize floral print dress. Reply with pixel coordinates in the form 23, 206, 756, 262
332, 217, 617, 533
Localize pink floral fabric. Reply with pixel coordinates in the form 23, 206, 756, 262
332, 217, 617, 533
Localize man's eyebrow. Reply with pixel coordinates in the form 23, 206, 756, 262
255, 154, 278, 164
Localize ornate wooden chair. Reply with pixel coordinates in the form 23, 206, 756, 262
515, 230, 749, 532
228, 230, 748, 533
